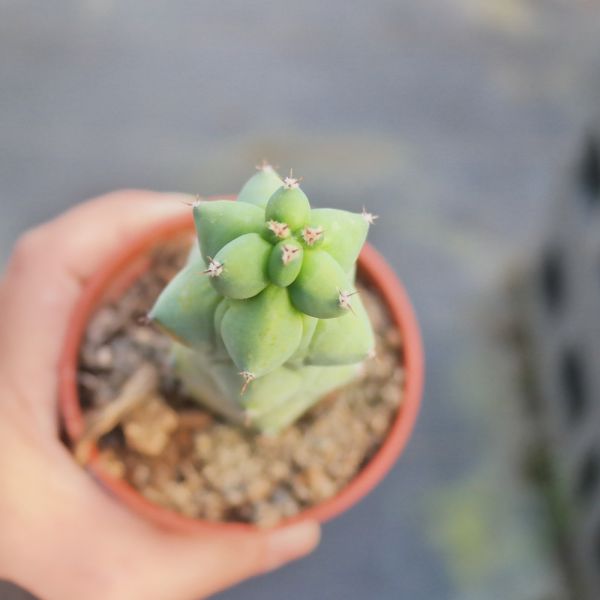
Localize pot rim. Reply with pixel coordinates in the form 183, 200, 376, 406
59, 206, 424, 533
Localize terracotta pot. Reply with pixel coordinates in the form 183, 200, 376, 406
59, 209, 424, 533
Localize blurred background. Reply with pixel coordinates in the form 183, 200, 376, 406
2, 1, 600, 599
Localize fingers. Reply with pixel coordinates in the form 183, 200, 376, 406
0, 191, 322, 600
1, 421, 320, 600
148, 522, 321, 600
7, 189, 190, 285
28, 190, 190, 283
261, 522, 321, 573
0, 190, 190, 432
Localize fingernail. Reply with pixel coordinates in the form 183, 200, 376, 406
264, 521, 321, 573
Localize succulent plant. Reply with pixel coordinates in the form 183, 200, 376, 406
150, 164, 376, 434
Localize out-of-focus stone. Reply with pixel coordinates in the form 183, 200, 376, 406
123, 395, 178, 456
97, 449, 125, 478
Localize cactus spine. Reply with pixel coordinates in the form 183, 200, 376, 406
150, 164, 376, 434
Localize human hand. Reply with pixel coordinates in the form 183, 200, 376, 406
0, 191, 320, 600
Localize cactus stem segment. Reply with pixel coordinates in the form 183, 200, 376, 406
361, 207, 379, 225
283, 169, 302, 189
152, 166, 376, 434
204, 257, 224, 278
267, 220, 290, 239
239, 371, 256, 394
338, 289, 359, 314
281, 244, 301, 265
302, 226, 324, 246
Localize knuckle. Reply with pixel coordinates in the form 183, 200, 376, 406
10, 226, 50, 271
13, 227, 47, 260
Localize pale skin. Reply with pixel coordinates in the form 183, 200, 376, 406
0, 190, 320, 600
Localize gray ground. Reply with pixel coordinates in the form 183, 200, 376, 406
1, 1, 600, 599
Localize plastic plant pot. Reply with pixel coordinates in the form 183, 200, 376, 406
59, 208, 424, 533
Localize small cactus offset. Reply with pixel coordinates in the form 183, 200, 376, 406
150, 164, 376, 434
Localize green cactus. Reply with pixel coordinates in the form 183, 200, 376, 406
150, 165, 376, 435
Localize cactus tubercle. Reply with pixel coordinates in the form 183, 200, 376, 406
338, 289, 359, 314
240, 371, 256, 394
283, 171, 301, 189
267, 220, 290, 239
361, 207, 379, 225
281, 244, 301, 265
302, 226, 324, 247
268, 240, 304, 287
204, 258, 224, 278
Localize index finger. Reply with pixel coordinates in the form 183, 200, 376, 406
0, 190, 190, 432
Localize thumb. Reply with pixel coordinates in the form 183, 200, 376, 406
151, 522, 321, 599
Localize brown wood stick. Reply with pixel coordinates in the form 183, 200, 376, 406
74, 363, 158, 465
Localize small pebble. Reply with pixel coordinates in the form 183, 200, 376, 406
123, 396, 178, 456
267, 460, 290, 481
306, 465, 337, 502
96, 346, 114, 368
246, 478, 273, 503
132, 463, 152, 487
179, 410, 213, 430
97, 449, 125, 478
193, 432, 213, 458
